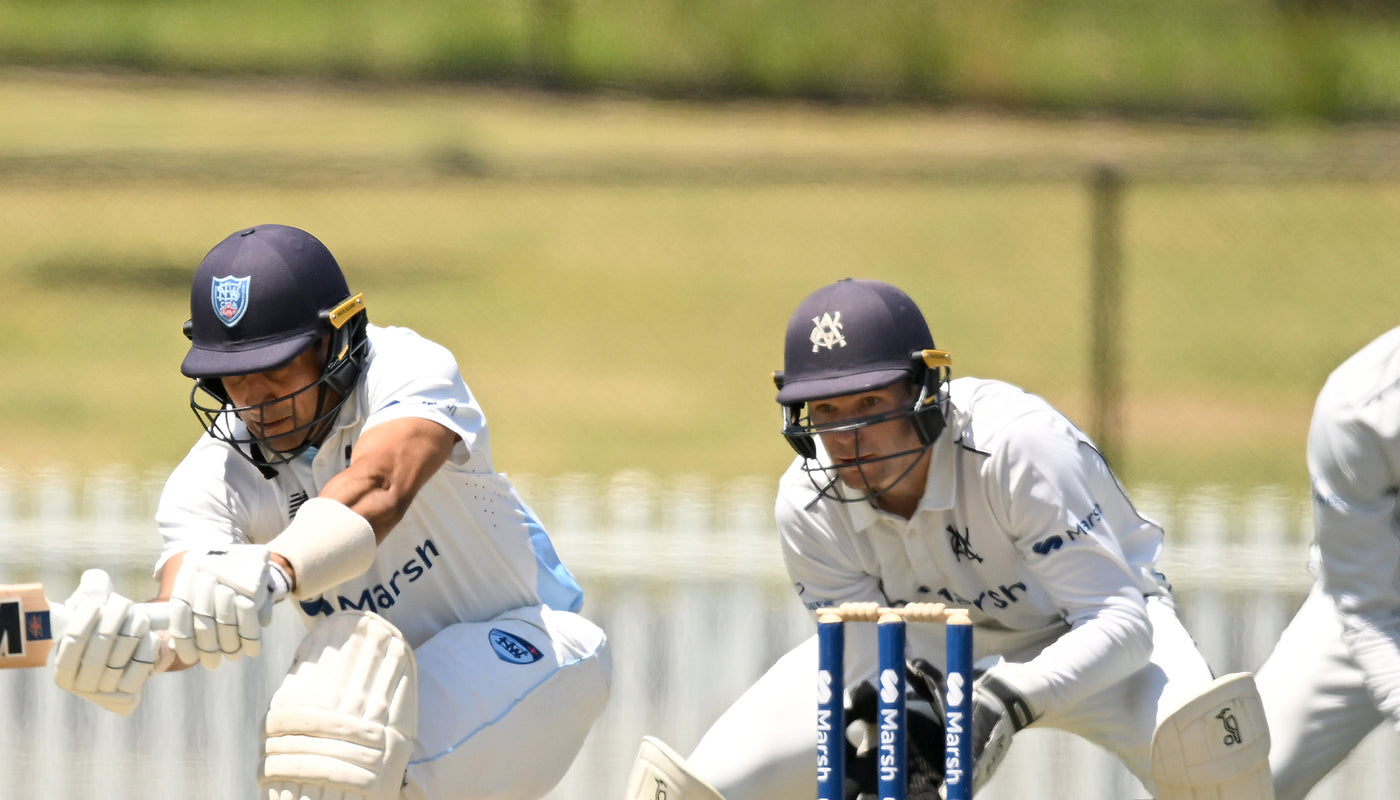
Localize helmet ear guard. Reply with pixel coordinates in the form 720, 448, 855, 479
319, 293, 369, 398
909, 348, 950, 446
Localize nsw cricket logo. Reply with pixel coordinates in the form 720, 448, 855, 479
211, 275, 251, 328
810, 311, 846, 352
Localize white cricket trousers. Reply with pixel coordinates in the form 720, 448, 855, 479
401, 605, 612, 800
1256, 583, 1389, 800
686, 595, 1212, 800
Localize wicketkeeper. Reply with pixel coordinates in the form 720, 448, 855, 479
51, 224, 612, 800
626, 278, 1272, 800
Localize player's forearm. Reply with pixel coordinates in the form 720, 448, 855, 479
315, 417, 458, 541
1316, 489, 1400, 719
1022, 593, 1151, 715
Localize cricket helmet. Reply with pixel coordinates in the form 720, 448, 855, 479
182, 224, 369, 471
772, 279, 950, 498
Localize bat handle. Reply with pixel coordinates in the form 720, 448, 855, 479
47, 600, 176, 634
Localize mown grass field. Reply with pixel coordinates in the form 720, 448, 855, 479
3, 70, 1400, 494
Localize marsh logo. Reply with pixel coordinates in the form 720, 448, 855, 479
879, 668, 902, 703
489, 628, 544, 664
298, 539, 440, 619
1032, 503, 1105, 557
211, 275, 251, 327
946, 671, 966, 707
809, 311, 846, 351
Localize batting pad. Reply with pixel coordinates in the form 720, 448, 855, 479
626, 736, 726, 800
1150, 672, 1275, 800
260, 611, 418, 800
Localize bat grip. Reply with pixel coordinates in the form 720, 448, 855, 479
47, 601, 181, 673
47, 601, 175, 635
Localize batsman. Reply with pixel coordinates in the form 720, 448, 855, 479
50, 224, 612, 800
626, 279, 1273, 800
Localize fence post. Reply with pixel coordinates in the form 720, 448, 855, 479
530, 0, 572, 89
1090, 164, 1124, 472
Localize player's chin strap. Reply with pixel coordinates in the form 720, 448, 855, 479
625, 736, 727, 800
1150, 672, 1276, 800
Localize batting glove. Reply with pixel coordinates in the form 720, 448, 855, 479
169, 543, 288, 670
53, 569, 166, 716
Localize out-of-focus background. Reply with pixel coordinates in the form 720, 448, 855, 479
2, 2, 1400, 798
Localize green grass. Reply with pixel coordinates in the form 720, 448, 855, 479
3, 71, 1400, 493
5, 1, 1400, 118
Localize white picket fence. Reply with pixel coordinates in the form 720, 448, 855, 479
0, 467, 1395, 799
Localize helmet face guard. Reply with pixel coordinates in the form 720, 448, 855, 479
777, 350, 950, 504
189, 296, 369, 470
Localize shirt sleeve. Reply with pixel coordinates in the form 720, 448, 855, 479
1310, 384, 1400, 730
152, 437, 286, 577
989, 413, 1154, 716
359, 327, 487, 468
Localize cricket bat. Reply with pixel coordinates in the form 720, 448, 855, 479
0, 583, 175, 670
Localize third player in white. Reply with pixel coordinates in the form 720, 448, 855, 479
1257, 325, 1400, 800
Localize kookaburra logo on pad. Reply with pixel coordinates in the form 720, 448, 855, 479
1216, 706, 1243, 745
810, 311, 846, 352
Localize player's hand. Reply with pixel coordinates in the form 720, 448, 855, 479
843, 662, 947, 800
961, 662, 1043, 795
53, 569, 165, 716
168, 543, 285, 669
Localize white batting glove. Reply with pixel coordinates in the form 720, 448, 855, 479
169, 544, 287, 670
52, 569, 165, 716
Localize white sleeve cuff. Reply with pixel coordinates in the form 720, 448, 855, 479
269, 498, 377, 599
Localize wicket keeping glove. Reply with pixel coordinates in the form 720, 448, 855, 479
844, 660, 947, 800
53, 569, 168, 716
168, 543, 288, 669
963, 661, 1046, 795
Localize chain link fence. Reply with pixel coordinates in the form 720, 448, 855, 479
6, 110, 1400, 491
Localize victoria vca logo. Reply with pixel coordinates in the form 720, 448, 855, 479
809, 311, 846, 351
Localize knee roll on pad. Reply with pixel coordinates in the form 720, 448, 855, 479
1150, 672, 1275, 800
260, 611, 418, 800
626, 736, 726, 800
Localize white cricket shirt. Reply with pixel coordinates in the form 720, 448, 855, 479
1306, 325, 1400, 727
154, 324, 583, 648
777, 376, 1169, 716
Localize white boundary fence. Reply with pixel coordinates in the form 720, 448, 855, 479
1, 468, 1396, 799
